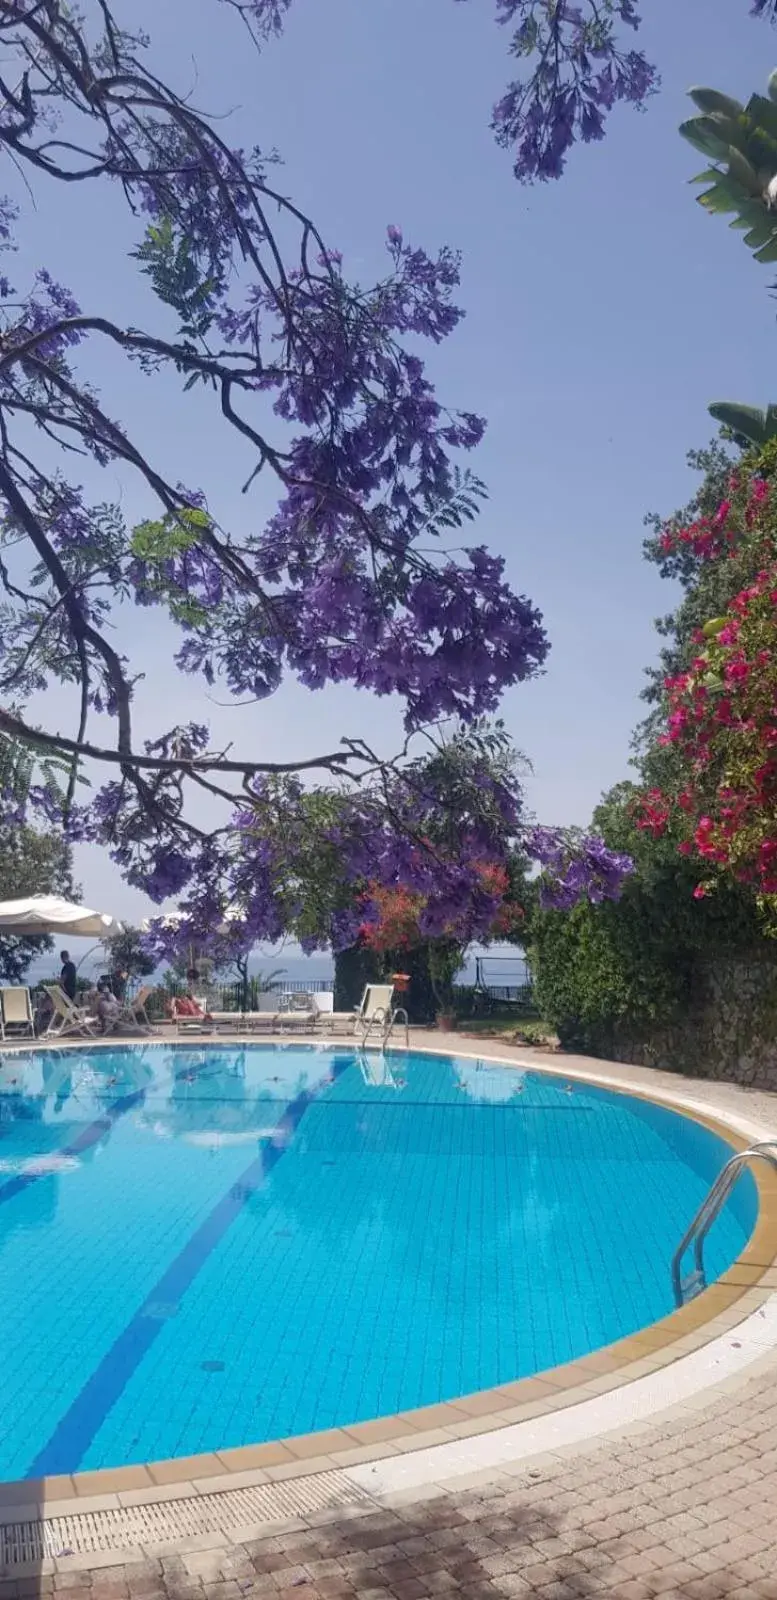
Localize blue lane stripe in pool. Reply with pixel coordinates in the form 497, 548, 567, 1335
27, 1057, 346, 1479
0, 1052, 216, 1212
0, 1089, 146, 1210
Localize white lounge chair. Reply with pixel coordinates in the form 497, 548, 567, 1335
310, 992, 336, 1031
355, 983, 395, 1044
278, 999, 317, 1033
42, 983, 98, 1039
208, 1009, 273, 1032
170, 995, 212, 1034
117, 984, 155, 1032
320, 984, 391, 1035
0, 986, 34, 1040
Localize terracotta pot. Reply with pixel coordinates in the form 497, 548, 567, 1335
436, 1012, 456, 1032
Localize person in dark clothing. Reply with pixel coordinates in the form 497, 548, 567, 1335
59, 950, 77, 1001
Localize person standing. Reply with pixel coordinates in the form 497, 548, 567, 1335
60, 949, 77, 1002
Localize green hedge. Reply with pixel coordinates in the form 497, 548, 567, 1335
529, 783, 765, 1054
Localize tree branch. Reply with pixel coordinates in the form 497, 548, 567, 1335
0, 705, 358, 777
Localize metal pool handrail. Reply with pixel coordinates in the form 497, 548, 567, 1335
383, 1006, 409, 1049
671, 1140, 777, 1307
359, 1004, 409, 1049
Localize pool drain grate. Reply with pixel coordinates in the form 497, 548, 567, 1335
0, 1471, 375, 1567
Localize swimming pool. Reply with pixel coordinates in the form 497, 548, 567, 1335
0, 1043, 756, 1482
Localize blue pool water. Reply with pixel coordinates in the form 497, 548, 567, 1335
0, 1044, 756, 1481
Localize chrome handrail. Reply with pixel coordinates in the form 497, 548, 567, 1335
358, 1004, 409, 1050
383, 1006, 409, 1049
671, 1140, 777, 1306
358, 1005, 389, 1048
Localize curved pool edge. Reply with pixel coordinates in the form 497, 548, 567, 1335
1, 1035, 777, 1529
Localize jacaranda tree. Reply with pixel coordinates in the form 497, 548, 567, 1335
244, 0, 775, 184
0, 0, 632, 962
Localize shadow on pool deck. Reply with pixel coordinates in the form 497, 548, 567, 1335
3, 1455, 777, 1600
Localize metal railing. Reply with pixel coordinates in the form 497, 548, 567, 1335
383, 1006, 409, 1049
671, 1140, 777, 1306
146, 977, 333, 1019
358, 1004, 409, 1050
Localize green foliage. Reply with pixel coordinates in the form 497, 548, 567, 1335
0, 760, 75, 982
418, 468, 488, 538
681, 82, 777, 259
707, 402, 777, 447
680, 78, 777, 435
333, 944, 381, 1013
528, 783, 762, 1051
99, 925, 156, 981
129, 508, 213, 626
130, 509, 207, 562
132, 217, 218, 345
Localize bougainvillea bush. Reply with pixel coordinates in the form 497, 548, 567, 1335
634, 441, 777, 911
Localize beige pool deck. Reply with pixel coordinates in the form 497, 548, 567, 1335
2, 1030, 777, 1596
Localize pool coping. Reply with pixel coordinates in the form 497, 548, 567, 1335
1, 1035, 777, 1525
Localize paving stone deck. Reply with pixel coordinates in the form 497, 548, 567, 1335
6, 1353, 777, 1598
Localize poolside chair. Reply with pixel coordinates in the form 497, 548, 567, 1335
170, 995, 212, 1035
42, 983, 98, 1039
117, 984, 155, 1033
278, 993, 317, 1034
209, 994, 281, 1032
354, 983, 394, 1046
310, 992, 335, 1032
322, 985, 380, 1035
0, 986, 34, 1040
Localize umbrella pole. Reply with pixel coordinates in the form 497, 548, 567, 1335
76, 942, 102, 973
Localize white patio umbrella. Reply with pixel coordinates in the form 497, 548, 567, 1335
0, 895, 121, 938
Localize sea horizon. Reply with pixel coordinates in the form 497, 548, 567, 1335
21, 943, 528, 991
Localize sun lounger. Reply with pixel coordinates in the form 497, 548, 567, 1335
116, 984, 155, 1032
170, 996, 213, 1034
0, 985, 35, 1040
354, 984, 408, 1046
42, 983, 98, 1039
204, 1010, 277, 1032
277, 1008, 316, 1033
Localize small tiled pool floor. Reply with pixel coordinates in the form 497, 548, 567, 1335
2, 1037, 777, 1595
0, 1038, 758, 1481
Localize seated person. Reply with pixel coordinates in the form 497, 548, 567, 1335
169, 991, 213, 1023
85, 977, 122, 1034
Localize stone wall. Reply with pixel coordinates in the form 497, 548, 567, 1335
597, 952, 777, 1088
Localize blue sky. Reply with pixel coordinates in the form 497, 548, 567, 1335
14, 0, 777, 921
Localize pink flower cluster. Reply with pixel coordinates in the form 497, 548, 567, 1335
658, 477, 770, 562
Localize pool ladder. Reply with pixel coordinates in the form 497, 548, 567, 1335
359, 1005, 409, 1050
671, 1139, 777, 1307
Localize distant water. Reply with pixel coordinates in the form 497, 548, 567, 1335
21, 946, 527, 990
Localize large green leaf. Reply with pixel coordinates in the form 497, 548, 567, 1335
680, 117, 737, 162
696, 177, 749, 215
743, 218, 777, 249
707, 401, 777, 445
688, 87, 745, 120
746, 94, 777, 146
753, 235, 777, 263
727, 146, 761, 195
